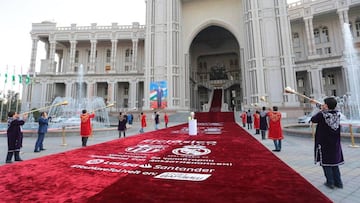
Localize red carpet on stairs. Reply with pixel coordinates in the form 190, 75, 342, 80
0, 113, 332, 203
209, 89, 222, 112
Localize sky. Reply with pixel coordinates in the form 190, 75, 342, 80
0, 0, 298, 95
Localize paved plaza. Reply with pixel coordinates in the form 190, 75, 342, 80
1, 118, 359, 203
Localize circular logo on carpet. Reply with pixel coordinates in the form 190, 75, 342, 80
172, 145, 211, 156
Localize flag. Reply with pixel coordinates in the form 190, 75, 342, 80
4, 73, 7, 84
18, 74, 22, 84
25, 73, 31, 85
12, 74, 16, 85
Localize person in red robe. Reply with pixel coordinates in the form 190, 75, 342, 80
253, 110, 260, 135
80, 109, 95, 147
164, 112, 169, 128
139, 112, 147, 133
267, 106, 283, 152
241, 111, 247, 127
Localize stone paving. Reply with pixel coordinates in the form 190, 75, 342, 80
1, 119, 360, 203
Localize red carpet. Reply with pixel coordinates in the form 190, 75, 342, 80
0, 118, 331, 202
209, 89, 222, 112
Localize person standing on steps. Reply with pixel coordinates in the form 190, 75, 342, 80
267, 106, 283, 152
34, 112, 50, 152
118, 112, 127, 138
246, 109, 253, 129
241, 111, 247, 127
5, 111, 28, 163
253, 110, 260, 135
259, 106, 268, 140
139, 112, 147, 133
164, 112, 169, 128
80, 109, 95, 147
311, 97, 344, 189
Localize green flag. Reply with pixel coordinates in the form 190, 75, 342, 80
4, 73, 7, 84
18, 74, 22, 84
25, 73, 31, 85
12, 74, 16, 85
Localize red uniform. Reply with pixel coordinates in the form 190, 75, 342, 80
141, 114, 147, 128
253, 113, 260, 130
241, 112, 247, 126
267, 111, 283, 140
80, 113, 95, 137
164, 113, 169, 127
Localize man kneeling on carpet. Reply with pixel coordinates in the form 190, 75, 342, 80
311, 97, 344, 189
5, 111, 28, 163
80, 109, 95, 147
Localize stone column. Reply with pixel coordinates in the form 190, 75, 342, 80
131, 38, 138, 72
89, 39, 97, 73
69, 40, 77, 72
130, 80, 138, 109
107, 82, 115, 104
304, 17, 316, 57
111, 39, 118, 73
48, 40, 56, 73
308, 67, 324, 99
29, 36, 39, 73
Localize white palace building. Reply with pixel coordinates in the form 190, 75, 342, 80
22, 0, 360, 117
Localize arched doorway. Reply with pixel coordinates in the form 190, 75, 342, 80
189, 25, 242, 112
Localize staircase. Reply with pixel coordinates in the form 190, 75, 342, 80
210, 89, 222, 112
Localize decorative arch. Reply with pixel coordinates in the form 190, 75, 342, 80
184, 19, 241, 53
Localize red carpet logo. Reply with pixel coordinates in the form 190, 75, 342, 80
125, 144, 167, 153
172, 145, 211, 156
86, 159, 105, 164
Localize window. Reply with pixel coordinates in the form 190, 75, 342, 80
124, 88, 129, 95
293, 32, 300, 47
328, 74, 335, 85
331, 89, 337, 96
355, 19, 360, 37
316, 48, 322, 55
106, 49, 111, 63
87, 50, 91, 62
314, 29, 320, 44
125, 49, 133, 57
75, 50, 79, 63
125, 65, 129, 72
321, 27, 329, 42
324, 47, 331, 54
297, 78, 304, 88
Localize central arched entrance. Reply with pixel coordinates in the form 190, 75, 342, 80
189, 25, 242, 112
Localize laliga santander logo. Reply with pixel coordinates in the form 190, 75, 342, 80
172, 145, 211, 156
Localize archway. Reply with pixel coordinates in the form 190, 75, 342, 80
189, 25, 242, 112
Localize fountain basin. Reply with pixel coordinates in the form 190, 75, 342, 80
283, 123, 360, 140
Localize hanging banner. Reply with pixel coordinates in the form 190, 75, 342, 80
150, 81, 167, 109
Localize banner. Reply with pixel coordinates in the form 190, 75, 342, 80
150, 81, 167, 109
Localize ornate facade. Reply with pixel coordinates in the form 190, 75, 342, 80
22, 0, 360, 117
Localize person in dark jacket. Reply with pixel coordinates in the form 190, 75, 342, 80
34, 112, 50, 152
311, 97, 344, 189
118, 112, 127, 138
259, 106, 268, 140
5, 111, 28, 163
246, 110, 252, 129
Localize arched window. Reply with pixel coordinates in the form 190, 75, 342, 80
293, 32, 300, 47
314, 29, 320, 44
106, 49, 111, 63
321, 26, 329, 42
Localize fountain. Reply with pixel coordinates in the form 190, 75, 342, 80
284, 23, 360, 140
342, 23, 360, 121
0, 64, 112, 135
